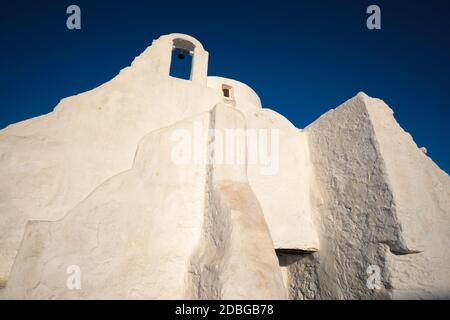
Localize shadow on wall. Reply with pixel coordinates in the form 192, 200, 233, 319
277, 252, 321, 300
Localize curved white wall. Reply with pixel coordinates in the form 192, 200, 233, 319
207, 76, 262, 111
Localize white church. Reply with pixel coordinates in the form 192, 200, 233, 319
0, 34, 449, 299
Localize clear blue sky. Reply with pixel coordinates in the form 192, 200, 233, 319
1, 0, 449, 173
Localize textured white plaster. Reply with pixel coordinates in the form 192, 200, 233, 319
0, 34, 449, 299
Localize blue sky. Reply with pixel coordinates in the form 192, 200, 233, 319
1, 0, 449, 173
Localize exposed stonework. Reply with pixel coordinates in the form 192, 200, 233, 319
278, 93, 450, 300
0, 34, 449, 299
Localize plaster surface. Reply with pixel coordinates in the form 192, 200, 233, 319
0, 34, 449, 299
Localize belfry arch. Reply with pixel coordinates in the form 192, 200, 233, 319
170, 38, 196, 80
150, 34, 209, 86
